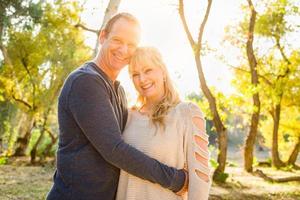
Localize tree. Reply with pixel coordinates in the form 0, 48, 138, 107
254, 0, 300, 168
75, 0, 122, 54
244, 0, 261, 172
0, 1, 92, 158
0, 0, 43, 156
178, 0, 228, 181
226, 0, 300, 170
94, 0, 121, 54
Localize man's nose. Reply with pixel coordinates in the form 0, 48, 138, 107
119, 44, 129, 54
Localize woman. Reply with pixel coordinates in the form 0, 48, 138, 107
116, 47, 211, 200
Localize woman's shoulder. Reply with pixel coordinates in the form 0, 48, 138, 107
174, 101, 204, 118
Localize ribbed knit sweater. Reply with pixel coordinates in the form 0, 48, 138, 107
116, 102, 211, 200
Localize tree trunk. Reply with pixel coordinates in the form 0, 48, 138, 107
3, 109, 22, 155
40, 129, 57, 162
42, 137, 57, 157
30, 108, 52, 164
0, 24, 13, 67
271, 104, 285, 168
194, 55, 228, 180
30, 131, 44, 164
244, 0, 261, 172
287, 137, 300, 166
269, 35, 291, 168
14, 114, 35, 156
94, 0, 121, 55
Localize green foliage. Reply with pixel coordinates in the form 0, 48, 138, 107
214, 172, 229, 183
255, 0, 299, 38
1, 120, 18, 156
210, 158, 218, 169
226, 161, 238, 167
253, 156, 259, 166
260, 106, 300, 160
186, 87, 231, 127
0, 0, 92, 157
0, 156, 8, 165
0, 0, 43, 38
224, 0, 300, 164
26, 129, 41, 155
209, 145, 219, 168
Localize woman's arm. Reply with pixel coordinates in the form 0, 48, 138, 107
185, 102, 211, 200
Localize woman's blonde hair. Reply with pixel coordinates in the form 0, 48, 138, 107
129, 47, 181, 128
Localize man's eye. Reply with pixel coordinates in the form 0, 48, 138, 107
132, 74, 139, 78
113, 39, 122, 44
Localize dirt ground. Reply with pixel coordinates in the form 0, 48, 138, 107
0, 158, 299, 200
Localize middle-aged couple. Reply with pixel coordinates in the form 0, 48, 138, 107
47, 12, 211, 200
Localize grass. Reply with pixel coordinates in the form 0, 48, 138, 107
210, 166, 300, 200
0, 157, 299, 200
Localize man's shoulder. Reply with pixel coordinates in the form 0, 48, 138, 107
66, 62, 107, 86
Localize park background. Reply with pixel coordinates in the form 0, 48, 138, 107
0, 0, 300, 199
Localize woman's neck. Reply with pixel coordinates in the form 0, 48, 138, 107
139, 103, 152, 114
140, 97, 161, 113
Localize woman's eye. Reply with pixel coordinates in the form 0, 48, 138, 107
128, 44, 136, 50
145, 69, 152, 73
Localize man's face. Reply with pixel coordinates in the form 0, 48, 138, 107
99, 18, 141, 75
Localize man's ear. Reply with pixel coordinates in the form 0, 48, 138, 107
99, 30, 107, 45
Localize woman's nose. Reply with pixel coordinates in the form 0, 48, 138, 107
139, 73, 147, 82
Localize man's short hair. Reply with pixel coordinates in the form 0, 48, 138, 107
102, 12, 140, 35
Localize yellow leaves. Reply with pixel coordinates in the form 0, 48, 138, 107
260, 105, 300, 160
0, 76, 14, 92
0, 0, 91, 116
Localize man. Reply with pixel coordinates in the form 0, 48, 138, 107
47, 13, 187, 200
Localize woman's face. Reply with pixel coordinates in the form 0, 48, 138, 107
131, 63, 165, 103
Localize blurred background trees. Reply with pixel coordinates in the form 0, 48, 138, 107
0, 0, 92, 163
0, 0, 299, 183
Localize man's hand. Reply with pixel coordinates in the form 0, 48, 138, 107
175, 169, 188, 196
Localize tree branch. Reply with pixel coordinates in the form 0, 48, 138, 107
197, 0, 213, 51
74, 23, 98, 34
100, 0, 121, 30
229, 65, 272, 86
11, 90, 32, 109
0, 44, 13, 67
178, 0, 196, 48
20, 57, 36, 110
275, 36, 291, 65
45, 128, 57, 142
254, 169, 300, 182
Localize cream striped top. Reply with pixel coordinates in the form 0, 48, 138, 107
116, 102, 211, 200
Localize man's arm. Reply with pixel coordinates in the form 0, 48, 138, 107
68, 74, 185, 192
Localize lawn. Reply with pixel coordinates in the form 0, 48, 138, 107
0, 157, 299, 200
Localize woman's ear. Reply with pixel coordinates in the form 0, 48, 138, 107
163, 73, 167, 82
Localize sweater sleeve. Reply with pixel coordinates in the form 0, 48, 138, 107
67, 74, 185, 192
185, 102, 211, 200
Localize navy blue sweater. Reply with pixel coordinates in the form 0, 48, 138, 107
47, 62, 185, 200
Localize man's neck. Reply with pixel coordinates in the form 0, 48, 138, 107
92, 58, 119, 82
